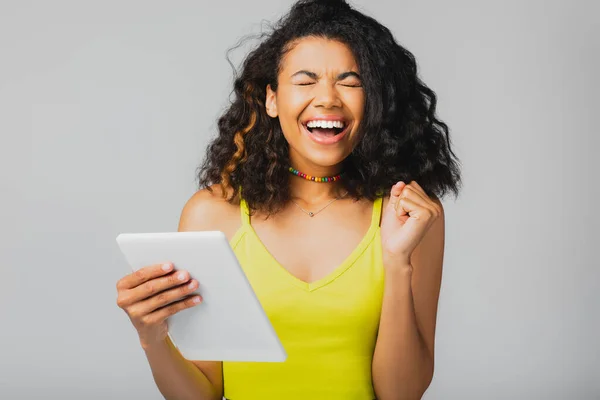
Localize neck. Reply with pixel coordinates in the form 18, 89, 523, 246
289, 178, 346, 204
288, 162, 346, 205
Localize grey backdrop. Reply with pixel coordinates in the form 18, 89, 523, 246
1, 0, 598, 399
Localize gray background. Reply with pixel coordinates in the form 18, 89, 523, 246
1, 0, 598, 399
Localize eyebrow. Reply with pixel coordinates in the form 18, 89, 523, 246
291, 70, 361, 80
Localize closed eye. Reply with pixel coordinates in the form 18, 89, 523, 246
339, 79, 362, 87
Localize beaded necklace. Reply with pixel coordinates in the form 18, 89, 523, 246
288, 166, 344, 182
288, 166, 346, 217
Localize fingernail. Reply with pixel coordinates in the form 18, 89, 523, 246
177, 272, 186, 281
162, 263, 171, 271
188, 280, 196, 289
193, 296, 202, 303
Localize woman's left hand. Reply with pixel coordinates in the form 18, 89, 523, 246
380, 180, 442, 267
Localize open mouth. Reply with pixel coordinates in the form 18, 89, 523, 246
301, 120, 350, 143
305, 125, 345, 136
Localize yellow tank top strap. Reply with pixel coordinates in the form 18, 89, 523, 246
239, 198, 250, 226
238, 186, 251, 226
371, 195, 383, 227
228, 187, 250, 249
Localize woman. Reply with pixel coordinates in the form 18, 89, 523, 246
116, 0, 462, 399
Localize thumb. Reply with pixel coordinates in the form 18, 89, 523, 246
388, 181, 407, 214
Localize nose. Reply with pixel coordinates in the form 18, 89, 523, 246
313, 81, 342, 109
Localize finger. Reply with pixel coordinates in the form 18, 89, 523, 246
407, 180, 428, 197
410, 181, 442, 214
117, 262, 174, 291
142, 294, 203, 326
119, 269, 191, 308
400, 184, 439, 217
131, 277, 199, 316
395, 195, 418, 218
397, 196, 437, 224
407, 181, 439, 212
402, 183, 428, 204
400, 185, 432, 210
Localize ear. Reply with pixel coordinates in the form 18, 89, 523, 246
265, 84, 278, 118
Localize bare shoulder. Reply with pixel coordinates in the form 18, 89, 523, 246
178, 183, 241, 241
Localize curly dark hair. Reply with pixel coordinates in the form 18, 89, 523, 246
196, 0, 462, 216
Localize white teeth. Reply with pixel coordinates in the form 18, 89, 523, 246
306, 120, 345, 129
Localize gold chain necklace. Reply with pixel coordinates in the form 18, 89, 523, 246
290, 192, 348, 217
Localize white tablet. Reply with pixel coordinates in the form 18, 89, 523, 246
115, 231, 287, 362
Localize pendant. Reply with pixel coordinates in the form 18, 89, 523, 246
308, 212, 314, 217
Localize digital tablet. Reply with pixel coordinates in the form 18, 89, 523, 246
115, 231, 287, 362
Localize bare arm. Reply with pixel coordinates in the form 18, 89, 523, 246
372, 197, 445, 399
143, 336, 222, 400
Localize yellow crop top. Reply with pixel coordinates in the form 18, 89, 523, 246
223, 195, 385, 400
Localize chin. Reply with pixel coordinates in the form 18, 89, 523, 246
296, 148, 349, 168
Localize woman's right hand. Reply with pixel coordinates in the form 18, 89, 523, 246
116, 262, 203, 349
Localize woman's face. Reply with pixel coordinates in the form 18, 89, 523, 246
265, 36, 365, 172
